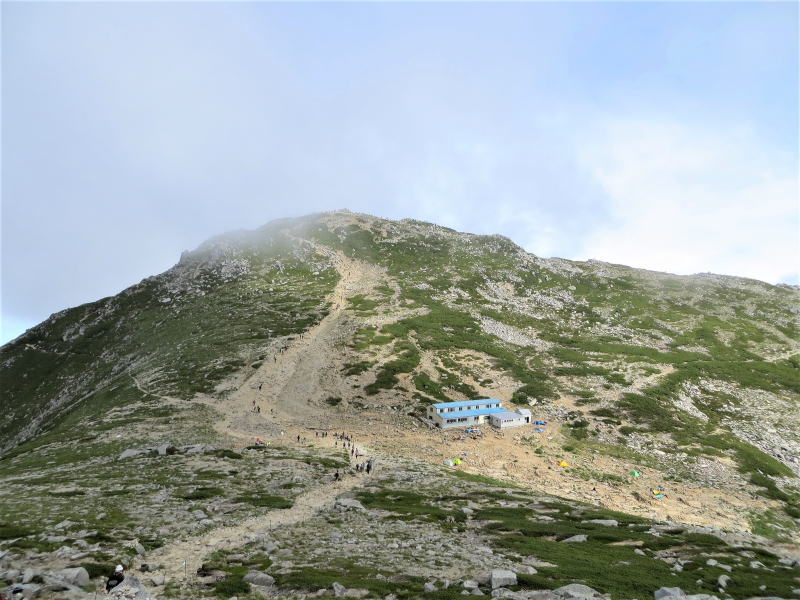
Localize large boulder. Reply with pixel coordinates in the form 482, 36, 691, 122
183, 443, 214, 455
334, 498, 366, 512
490, 570, 517, 589
118, 449, 148, 460
243, 570, 274, 587
107, 575, 152, 600
654, 588, 686, 600
560, 535, 588, 543
58, 568, 90, 587
491, 590, 526, 599
584, 519, 618, 527
156, 444, 176, 456
554, 584, 602, 599
16, 584, 42, 599
22, 569, 41, 584
522, 592, 559, 600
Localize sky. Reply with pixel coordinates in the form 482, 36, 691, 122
2, 1, 798, 344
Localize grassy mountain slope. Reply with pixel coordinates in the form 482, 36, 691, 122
1, 210, 798, 599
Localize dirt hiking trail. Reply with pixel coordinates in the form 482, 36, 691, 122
203, 244, 388, 438
147, 247, 383, 587
147, 474, 364, 585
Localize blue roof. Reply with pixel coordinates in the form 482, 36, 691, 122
438, 407, 507, 418
432, 398, 501, 409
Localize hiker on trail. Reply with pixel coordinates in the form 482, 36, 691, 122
257, 406, 261, 414
297, 434, 301, 442
366, 459, 374, 474
315, 432, 318, 438
259, 383, 263, 391
334, 471, 340, 481
106, 565, 125, 592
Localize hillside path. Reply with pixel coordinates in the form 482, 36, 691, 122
148, 244, 387, 587
147, 474, 365, 584
205, 242, 389, 435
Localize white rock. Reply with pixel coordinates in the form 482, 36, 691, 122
243, 570, 274, 586
59, 567, 90, 587
490, 570, 517, 589
560, 534, 588, 543
654, 587, 686, 600
334, 498, 366, 512
555, 583, 601, 599
584, 519, 618, 527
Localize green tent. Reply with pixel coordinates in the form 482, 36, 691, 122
630, 470, 641, 477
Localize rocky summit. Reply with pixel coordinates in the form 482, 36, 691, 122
1, 210, 798, 600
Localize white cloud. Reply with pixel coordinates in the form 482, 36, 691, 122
577, 116, 799, 284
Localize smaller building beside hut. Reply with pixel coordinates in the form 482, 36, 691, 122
489, 408, 532, 429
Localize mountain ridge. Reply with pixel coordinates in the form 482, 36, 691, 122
1, 210, 798, 599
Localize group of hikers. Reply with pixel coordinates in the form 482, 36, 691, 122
251, 429, 373, 482
328, 430, 374, 480
334, 457, 373, 481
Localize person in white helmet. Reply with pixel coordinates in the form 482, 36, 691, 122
105, 565, 125, 592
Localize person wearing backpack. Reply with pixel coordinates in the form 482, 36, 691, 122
106, 565, 125, 592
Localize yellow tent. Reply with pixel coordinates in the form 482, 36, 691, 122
558, 461, 570, 467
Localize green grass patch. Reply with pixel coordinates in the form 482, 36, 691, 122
234, 493, 293, 508
365, 341, 420, 395
179, 486, 224, 500
0, 523, 34, 540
